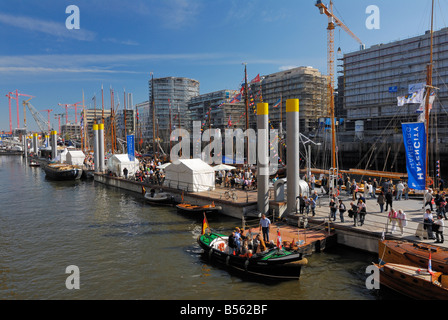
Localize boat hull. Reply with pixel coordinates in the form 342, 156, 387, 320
43, 164, 83, 181
379, 240, 448, 273
144, 192, 175, 206
177, 204, 222, 214
198, 233, 305, 281
375, 263, 448, 300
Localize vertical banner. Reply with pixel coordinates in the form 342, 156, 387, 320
127, 134, 135, 162
402, 122, 426, 190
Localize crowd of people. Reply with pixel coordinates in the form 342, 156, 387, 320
298, 173, 446, 242
215, 168, 257, 191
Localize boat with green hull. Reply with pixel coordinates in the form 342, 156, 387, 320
197, 232, 307, 281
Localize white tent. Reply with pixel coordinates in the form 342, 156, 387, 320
213, 164, 235, 171
164, 159, 215, 192
66, 150, 85, 166
107, 154, 140, 177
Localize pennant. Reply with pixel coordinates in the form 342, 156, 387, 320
276, 229, 282, 250
428, 251, 434, 275
202, 213, 210, 235
250, 74, 261, 83
227, 115, 232, 127
273, 98, 282, 108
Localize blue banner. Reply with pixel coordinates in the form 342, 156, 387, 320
127, 135, 135, 161
402, 122, 426, 190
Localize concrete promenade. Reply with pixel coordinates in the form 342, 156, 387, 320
307, 190, 447, 249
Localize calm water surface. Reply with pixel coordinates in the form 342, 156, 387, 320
0, 156, 402, 300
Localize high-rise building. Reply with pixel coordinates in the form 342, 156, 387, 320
250, 66, 328, 132
148, 77, 200, 152
337, 27, 448, 172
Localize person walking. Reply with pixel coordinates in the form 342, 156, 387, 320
329, 199, 337, 221
338, 199, 346, 223
424, 209, 435, 240
396, 181, 404, 201
403, 182, 410, 200
377, 191, 385, 213
397, 209, 407, 236
348, 202, 358, 226
434, 214, 445, 243
309, 196, 316, 217
357, 200, 367, 226
385, 190, 393, 212
387, 208, 398, 234
259, 214, 271, 243
424, 189, 434, 211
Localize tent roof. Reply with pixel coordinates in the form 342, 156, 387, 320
166, 159, 214, 174
67, 150, 85, 157
109, 154, 139, 163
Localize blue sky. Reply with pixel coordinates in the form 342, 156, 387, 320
0, 0, 446, 132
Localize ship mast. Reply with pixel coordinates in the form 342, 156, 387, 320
425, 0, 434, 189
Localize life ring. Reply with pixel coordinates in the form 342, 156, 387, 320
335, 189, 340, 197
338, 173, 342, 179
428, 178, 434, 186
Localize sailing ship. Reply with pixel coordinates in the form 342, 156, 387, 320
374, 262, 448, 300
378, 240, 448, 273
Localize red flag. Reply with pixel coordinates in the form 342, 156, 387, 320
251, 74, 261, 83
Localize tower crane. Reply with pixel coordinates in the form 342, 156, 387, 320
58, 101, 82, 124
315, 0, 364, 171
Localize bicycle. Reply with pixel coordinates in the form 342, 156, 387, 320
223, 189, 238, 201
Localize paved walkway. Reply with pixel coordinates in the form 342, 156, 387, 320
308, 191, 447, 248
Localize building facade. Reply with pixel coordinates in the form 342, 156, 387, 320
337, 27, 448, 173
148, 77, 200, 152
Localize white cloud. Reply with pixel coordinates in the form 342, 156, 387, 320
0, 12, 96, 41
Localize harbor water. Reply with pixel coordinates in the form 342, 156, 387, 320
0, 156, 402, 300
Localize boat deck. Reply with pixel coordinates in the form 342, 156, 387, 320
241, 221, 336, 255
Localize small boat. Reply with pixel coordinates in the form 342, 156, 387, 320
29, 161, 40, 167
43, 163, 83, 181
374, 263, 448, 300
176, 202, 222, 214
378, 240, 448, 273
197, 232, 307, 281
144, 188, 175, 206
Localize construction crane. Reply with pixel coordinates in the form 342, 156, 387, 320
6, 90, 35, 132
54, 114, 65, 133
315, 0, 364, 172
22, 97, 33, 131
58, 101, 82, 124
22, 100, 51, 134
40, 109, 53, 131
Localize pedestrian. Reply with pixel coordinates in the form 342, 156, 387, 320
298, 194, 305, 215
329, 199, 337, 221
396, 181, 404, 201
434, 214, 445, 243
372, 179, 378, 198
309, 196, 316, 217
424, 209, 435, 240
438, 195, 447, 220
397, 209, 407, 236
348, 202, 358, 226
123, 167, 128, 179
424, 189, 434, 211
338, 199, 346, 222
387, 208, 398, 234
385, 190, 393, 211
404, 182, 410, 200
357, 200, 366, 226
259, 214, 271, 243
377, 191, 385, 213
